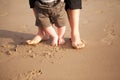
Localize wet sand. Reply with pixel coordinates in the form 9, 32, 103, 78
0, 0, 120, 80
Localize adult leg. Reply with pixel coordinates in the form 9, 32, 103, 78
67, 9, 85, 49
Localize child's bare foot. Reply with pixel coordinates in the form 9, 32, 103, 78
72, 40, 85, 49
51, 37, 58, 46
58, 38, 65, 45
26, 35, 42, 45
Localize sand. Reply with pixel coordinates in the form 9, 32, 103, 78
0, 0, 120, 80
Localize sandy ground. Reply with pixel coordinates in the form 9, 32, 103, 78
0, 0, 120, 80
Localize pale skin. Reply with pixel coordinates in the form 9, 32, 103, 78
26, 8, 85, 48
67, 9, 85, 49
26, 8, 66, 46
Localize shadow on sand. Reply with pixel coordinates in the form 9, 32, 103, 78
0, 29, 34, 45
0, 29, 72, 49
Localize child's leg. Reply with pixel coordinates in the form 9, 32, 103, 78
44, 26, 58, 46
26, 27, 49, 45
41, 29, 50, 40
57, 26, 66, 45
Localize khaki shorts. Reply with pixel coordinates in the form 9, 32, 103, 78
34, 0, 67, 28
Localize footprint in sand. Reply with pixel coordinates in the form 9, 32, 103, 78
102, 24, 119, 45
12, 69, 43, 80
0, 44, 16, 56
102, 34, 117, 45
0, 12, 8, 17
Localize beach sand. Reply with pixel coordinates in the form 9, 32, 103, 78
0, 0, 120, 80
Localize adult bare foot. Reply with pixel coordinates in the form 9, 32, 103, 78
26, 35, 42, 45
72, 40, 85, 49
26, 27, 50, 45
